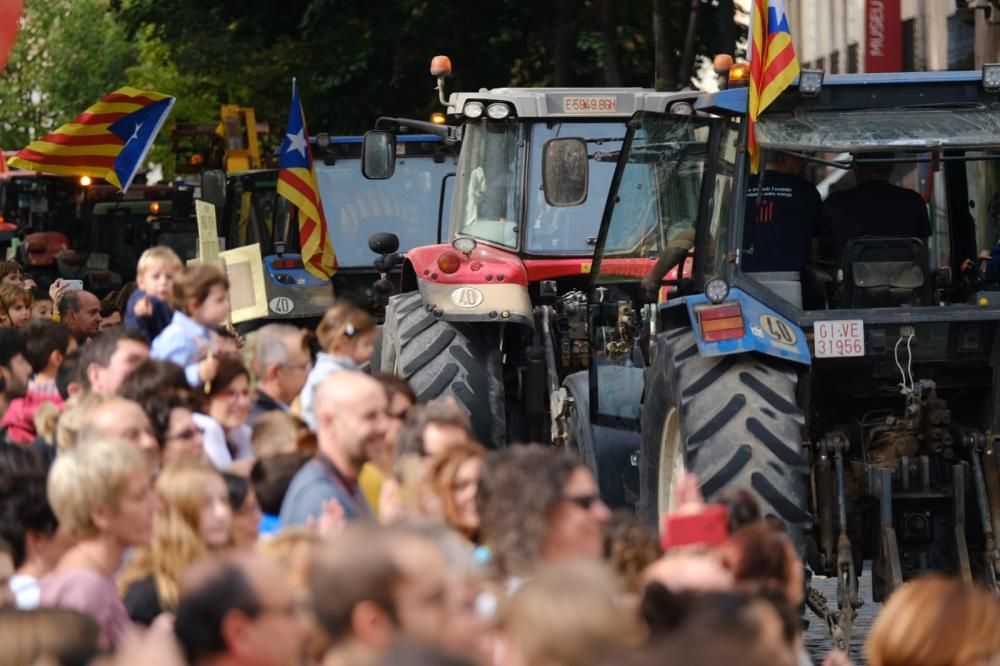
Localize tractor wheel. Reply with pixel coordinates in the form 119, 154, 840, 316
564, 371, 640, 510
639, 328, 810, 550
381, 291, 505, 446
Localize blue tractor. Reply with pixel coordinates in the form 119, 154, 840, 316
204, 133, 457, 326
566, 64, 1000, 646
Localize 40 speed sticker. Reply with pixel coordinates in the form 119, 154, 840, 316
269, 297, 295, 315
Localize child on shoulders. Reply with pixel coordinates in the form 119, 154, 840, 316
150, 263, 229, 389
125, 246, 182, 341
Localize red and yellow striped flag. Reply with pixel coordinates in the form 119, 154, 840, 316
276, 82, 336, 281
748, 0, 799, 173
7, 87, 175, 192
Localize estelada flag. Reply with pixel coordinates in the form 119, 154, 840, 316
276, 81, 337, 281
747, 0, 799, 173
7, 87, 175, 192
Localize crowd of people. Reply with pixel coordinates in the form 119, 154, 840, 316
0, 248, 998, 666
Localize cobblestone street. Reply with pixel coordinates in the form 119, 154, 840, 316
806, 564, 880, 665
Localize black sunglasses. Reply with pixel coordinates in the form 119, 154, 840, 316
563, 493, 602, 510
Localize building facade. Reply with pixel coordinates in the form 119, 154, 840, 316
780, 0, 995, 74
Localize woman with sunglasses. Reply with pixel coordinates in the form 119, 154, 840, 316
193, 354, 254, 470
477, 444, 611, 584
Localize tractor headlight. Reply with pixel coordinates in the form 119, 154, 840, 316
486, 103, 511, 120
463, 102, 485, 119
705, 278, 730, 304
983, 63, 1000, 92
452, 237, 478, 255
669, 101, 693, 116
798, 69, 825, 96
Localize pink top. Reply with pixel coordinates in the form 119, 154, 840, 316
39, 568, 133, 647
1, 383, 64, 444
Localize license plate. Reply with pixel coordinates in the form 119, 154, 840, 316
562, 96, 618, 113
814, 319, 865, 358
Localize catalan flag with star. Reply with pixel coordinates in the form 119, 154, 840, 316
277, 81, 337, 281
747, 0, 799, 173
7, 87, 175, 192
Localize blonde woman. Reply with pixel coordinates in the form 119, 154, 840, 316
120, 462, 232, 625
867, 575, 1000, 666
40, 438, 155, 648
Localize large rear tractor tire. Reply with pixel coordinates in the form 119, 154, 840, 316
381, 291, 506, 447
639, 328, 810, 550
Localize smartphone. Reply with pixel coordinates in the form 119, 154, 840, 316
62, 279, 84, 291
661, 503, 729, 550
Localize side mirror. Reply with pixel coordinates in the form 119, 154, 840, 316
542, 137, 588, 207
362, 131, 397, 180
369, 232, 400, 255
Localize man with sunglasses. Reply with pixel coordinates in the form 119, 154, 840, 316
248, 324, 311, 425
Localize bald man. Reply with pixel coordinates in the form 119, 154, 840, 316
81, 397, 160, 470
279, 372, 388, 526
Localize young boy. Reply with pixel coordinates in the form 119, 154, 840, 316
1, 319, 75, 444
125, 245, 182, 341
30, 288, 54, 320
0, 283, 32, 328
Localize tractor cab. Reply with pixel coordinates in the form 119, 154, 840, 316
584, 65, 1000, 649
364, 56, 700, 446
444, 88, 635, 258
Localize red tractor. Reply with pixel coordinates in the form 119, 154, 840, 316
365, 58, 695, 481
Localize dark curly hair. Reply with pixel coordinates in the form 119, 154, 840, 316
476, 444, 582, 578
604, 511, 662, 593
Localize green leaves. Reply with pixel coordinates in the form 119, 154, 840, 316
0, 0, 133, 147
0, 0, 740, 170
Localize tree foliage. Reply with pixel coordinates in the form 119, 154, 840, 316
120, 0, 741, 132
0, 0, 742, 165
0, 0, 134, 148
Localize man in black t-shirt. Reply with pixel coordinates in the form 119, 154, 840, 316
821, 154, 931, 265
742, 153, 822, 273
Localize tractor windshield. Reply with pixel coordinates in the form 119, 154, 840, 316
737, 102, 1000, 311
316, 156, 456, 266
452, 121, 525, 248
595, 113, 712, 274
756, 108, 1000, 153
524, 122, 624, 255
